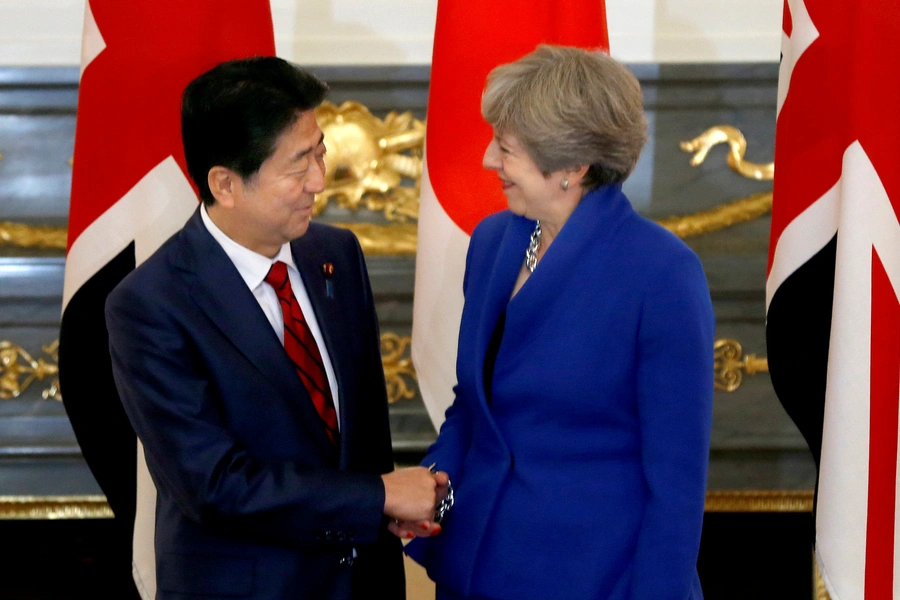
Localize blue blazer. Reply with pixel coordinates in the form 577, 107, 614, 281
106, 209, 404, 600
407, 185, 714, 600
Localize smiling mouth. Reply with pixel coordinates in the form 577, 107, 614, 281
500, 180, 514, 190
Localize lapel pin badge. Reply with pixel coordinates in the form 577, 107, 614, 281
323, 263, 335, 298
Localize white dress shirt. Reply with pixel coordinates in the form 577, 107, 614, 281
200, 204, 341, 427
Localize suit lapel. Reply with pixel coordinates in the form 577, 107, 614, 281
172, 210, 336, 454
472, 216, 533, 412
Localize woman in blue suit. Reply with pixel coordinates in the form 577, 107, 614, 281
404, 46, 715, 599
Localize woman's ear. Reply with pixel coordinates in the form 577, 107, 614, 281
207, 166, 239, 209
567, 164, 590, 189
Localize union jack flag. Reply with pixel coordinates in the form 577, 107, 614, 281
767, 1, 900, 597
59, 2, 274, 597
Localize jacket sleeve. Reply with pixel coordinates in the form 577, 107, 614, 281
106, 277, 387, 550
630, 249, 715, 599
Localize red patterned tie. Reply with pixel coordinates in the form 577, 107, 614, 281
265, 261, 339, 446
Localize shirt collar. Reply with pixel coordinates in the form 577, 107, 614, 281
200, 203, 299, 290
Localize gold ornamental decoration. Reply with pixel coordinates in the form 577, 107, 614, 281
0, 341, 61, 400
2, 336, 413, 404
680, 125, 774, 181
0, 220, 68, 250
714, 339, 769, 392
704, 490, 813, 512
656, 192, 772, 240
334, 222, 418, 255
660, 124, 775, 239
0, 495, 113, 520
314, 101, 424, 223
380, 333, 417, 404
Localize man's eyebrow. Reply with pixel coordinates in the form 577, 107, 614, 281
290, 133, 325, 162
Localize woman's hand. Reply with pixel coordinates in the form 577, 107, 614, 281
388, 518, 442, 539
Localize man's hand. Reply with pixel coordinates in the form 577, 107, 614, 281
381, 467, 445, 521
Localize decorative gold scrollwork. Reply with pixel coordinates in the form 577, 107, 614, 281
5, 336, 414, 404
0, 341, 61, 400
714, 339, 769, 392
680, 125, 774, 181
380, 333, 417, 404
314, 101, 424, 223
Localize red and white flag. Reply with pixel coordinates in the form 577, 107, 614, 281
58, 2, 274, 597
766, 1, 900, 597
412, 0, 609, 428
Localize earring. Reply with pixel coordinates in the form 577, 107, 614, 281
560, 178, 569, 192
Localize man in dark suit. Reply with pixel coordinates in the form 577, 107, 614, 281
106, 57, 443, 600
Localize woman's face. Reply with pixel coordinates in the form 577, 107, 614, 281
483, 130, 559, 219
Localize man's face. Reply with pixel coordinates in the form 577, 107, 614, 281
231, 110, 326, 256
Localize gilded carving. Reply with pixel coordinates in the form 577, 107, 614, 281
714, 339, 769, 392
0, 341, 61, 400
314, 101, 424, 223
380, 333, 417, 404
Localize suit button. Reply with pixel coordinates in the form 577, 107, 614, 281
339, 556, 354, 567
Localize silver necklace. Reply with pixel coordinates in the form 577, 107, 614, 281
525, 220, 542, 273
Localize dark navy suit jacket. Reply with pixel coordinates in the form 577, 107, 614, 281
107, 209, 403, 599
407, 185, 714, 599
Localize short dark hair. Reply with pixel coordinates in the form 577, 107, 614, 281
181, 56, 328, 205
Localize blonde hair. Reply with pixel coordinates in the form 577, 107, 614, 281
481, 45, 647, 189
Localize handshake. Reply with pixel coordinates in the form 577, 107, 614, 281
381, 466, 453, 539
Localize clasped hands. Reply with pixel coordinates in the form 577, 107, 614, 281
381, 466, 451, 539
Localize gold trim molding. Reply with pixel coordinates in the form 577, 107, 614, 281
0, 220, 68, 250
0, 490, 813, 520
704, 490, 813, 513
334, 222, 418, 256
657, 192, 772, 240
0, 495, 113, 520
